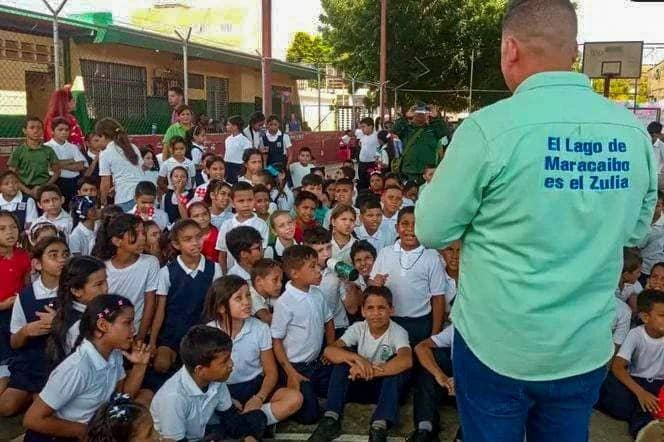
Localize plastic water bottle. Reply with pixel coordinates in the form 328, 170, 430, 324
327, 259, 359, 281
151, 123, 157, 135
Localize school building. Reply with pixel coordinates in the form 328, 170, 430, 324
0, 5, 317, 139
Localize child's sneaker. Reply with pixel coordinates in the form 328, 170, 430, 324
308, 416, 341, 442
637, 419, 664, 442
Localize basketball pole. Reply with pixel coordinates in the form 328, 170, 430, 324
603, 76, 612, 98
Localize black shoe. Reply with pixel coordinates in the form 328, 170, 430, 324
369, 426, 388, 442
407, 429, 438, 442
307, 416, 341, 442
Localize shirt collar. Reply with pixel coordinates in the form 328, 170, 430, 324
80, 339, 113, 370
34, 277, 58, 299
267, 130, 283, 138
285, 281, 310, 299
73, 300, 86, 313
177, 255, 206, 275
0, 192, 22, 205
514, 72, 591, 96
275, 238, 296, 255
229, 263, 251, 281
393, 240, 424, 255
178, 366, 218, 397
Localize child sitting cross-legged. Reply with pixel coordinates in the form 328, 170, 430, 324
308, 286, 412, 442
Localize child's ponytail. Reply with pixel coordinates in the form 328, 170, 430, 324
95, 118, 138, 165
93, 214, 142, 261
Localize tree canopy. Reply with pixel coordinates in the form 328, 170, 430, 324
286, 31, 334, 66
319, 0, 508, 111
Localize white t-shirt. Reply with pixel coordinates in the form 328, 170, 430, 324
105, 254, 160, 331
215, 214, 270, 253
35, 209, 73, 240
318, 268, 348, 329
190, 143, 205, 168
243, 127, 264, 150
617, 325, 664, 379
158, 157, 196, 190
341, 320, 410, 364
354, 222, 398, 251
0, 192, 38, 230
45, 139, 88, 179
616, 281, 643, 303
612, 298, 632, 346
431, 325, 455, 350
359, 131, 380, 163
69, 222, 95, 255
639, 223, 664, 275
98, 141, 145, 204
271, 186, 295, 212
224, 133, 253, 164
289, 162, 313, 188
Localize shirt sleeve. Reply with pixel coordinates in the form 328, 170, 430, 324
7, 147, 20, 169
40, 364, 87, 411
215, 384, 234, 412
156, 265, 170, 296
150, 395, 189, 441
68, 230, 84, 255
251, 290, 269, 314
431, 326, 453, 348
340, 323, 360, 347
613, 301, 632, 346
258, 322, 273, 351
283, 134, 292, 152
145, 257, 160, 292
625, 135, 658, 247
213, 263, 224, 280
427, 253, 447, 297
415, 118, 496, 250
9, 294, 27, 333
215, 223, 229, 252
616, 329, 639, 362
72, 145, 89, 166
393, 324, 411, 350
25, 198, 38, 228
98, 150, 112, 177
270, 299, 292, 339
47, 146, 59, 165
158, 160, 169, 178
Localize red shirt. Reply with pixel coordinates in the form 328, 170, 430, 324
0, 247, 31, 302
294, 219, 319, 243
202, 227, 220, 263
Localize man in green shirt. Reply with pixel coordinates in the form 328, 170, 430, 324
414, 1, 657, 441
8, 117, 60, 197
393, 104, 449, 183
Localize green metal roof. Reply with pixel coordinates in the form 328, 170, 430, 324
0, 4, 318, 80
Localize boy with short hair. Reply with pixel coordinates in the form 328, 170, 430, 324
7, 117, 60, 198
272, 245, 335, 424
226, 225, 264, 283
293, 191, 320, 243
216, 182, 269, 273
323, 178, 360, 229
351, 240, 377, 290
380, 185, 404, 235
599, 290, 664, 437
618, 249, 644, 312
250, 258, 284, 324
370, 207, 447, 345
34, 184, 73, 239
355, 199, 397, 250
0, 170, 38, 232
309, 286, 412, 442
301, 173, 328, 225
129, 181, 169, 231
76, 176, 99, 198
45, 116, 88, 206
150, 325, 272, 441
638, 192, 664, 286
290, 147, 314, 189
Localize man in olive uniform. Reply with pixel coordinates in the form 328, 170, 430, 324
393, 103, 450, 182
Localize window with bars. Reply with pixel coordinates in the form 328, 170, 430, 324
206, 76, 229, 121
80, 59, 147, 120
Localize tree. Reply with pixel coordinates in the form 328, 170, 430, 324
286, 32, 334, 67
591, 77, 649, 106
319, 0, 507, 112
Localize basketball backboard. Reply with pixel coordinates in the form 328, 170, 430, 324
582, 41, 643, 79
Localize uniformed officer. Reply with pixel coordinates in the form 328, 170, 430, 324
415, 0, 658, 441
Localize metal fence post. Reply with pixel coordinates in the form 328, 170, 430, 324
175, 27, 192, 104
42, 0, 68, 89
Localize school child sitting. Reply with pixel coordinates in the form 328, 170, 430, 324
251, 258, 284, 325
129, 181, 169, 231
215, 182, 269, 273
351, 240, 378, 291
354, 198, 396, 251
87, 393, 161, 442
23, 295, 151, 442
617, 249, 644, 313
265, 211, 298, 262
370, 207, 447, 345
66, 196, 96, 255
271, 245, 335, 424
647, 262, 664, 291
289, 147, 314, 189
151, 219, 223, 375
598, 290, 664, 437
293, 191, 320, 244
0, 170, 38, 232
73, 175, 99, 199
192, 155, 227, 203
45, 116, 88, 206
380, 185, 404, 236
0, 211, 31, 392
309, 286, 412, 442
439, 240, 461, 324
301, 174, 329, 225
411, 325, 456, 442
150, 325, 271, 441
329, 204, 358, 265
34, 184, 73, 240
46, 256, 108, 367
0, 237, 68, 416
204, 179, 234, 230
205, 276, 302, 421
186, 201, 219, 262
93, 213, 160, 343
158, 136, 196, 192
402, 181, 419, 207
162, 167, 194, 225
226, 225, 265, 283
613, 297, 632, 353
638, 192, 664, 286
7, 117, 60, 199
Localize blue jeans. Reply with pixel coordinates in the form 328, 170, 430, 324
453, 329, 607, 442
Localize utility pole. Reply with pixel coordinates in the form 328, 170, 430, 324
261, 0, 273, 117
468, 49, 475, 111
42, 0, 68, 89
379, 0, 387, 126
174, 27, 192, 104
317, 67, 322, 131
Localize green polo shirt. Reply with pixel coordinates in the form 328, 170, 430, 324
415, 72, 657, 381
393, 116, 449, 175
8, 143, 58, 187
163, 123, 187, 147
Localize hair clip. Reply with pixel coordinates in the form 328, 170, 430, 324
108, 405, 129, 422
97, 312, 104, 319
103, 308, 110, 315
117, 299, 124, 306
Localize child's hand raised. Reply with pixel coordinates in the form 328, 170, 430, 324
369, 274, 389, 287
122, 341, 152, 366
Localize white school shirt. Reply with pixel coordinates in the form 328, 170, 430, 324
370, 241, 446, 318
243, 127, 264, 150
354, 223, 397, 251
616, 281, 643, 303
10, 277, 57, 333
40, 339, 125, 423
271, 186, 295, 212
128, 205, 170, 231
617, 325, 664, 379
215, 215, 270, 270
358, 131, 380, 163
98, 141, 145, 204
0, 192, 38, 229
105, 254, 160, 331
251, 286, 271, 315
224, 133, 253, 164
210, 209, 234, 230
654, 138, 664, 173
158, 157, 196, 190
289, 162, 312, 188
431, 325, 455, 351
151, 367, 233, 441
380, 209, 399, 237
227, 263, 251, 283
143, 169, 160, 187
156, 255, 223, 297
271, 282, 333, 364
263, 237, 297, 261
331, 236, 357, 265
45, 139, 88, 179
638, 223, 664, 275
612, 298, 632, 346
375, 144, 390, 166
35, 209, 73, 240
442, 269, 457, 317
68, 222, 95, 255
207, 317, 272, 384
191, 142, 205, 167
340, 320, 410, 364
64, 301, 87, 355
318, 268, 349, 329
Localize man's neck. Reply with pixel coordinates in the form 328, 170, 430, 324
364, 224, 378, 236
53, 138, 67, 145
400, 242, 420, 252
238, 261, 252, 275
41, 273, 59, 289
299, 161, 309, 167
1, 192, 18, 202
45, 210, 61, 220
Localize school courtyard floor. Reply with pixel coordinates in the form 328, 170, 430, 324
0, 404, 634, 441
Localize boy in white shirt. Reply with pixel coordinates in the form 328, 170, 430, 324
599, 290, 664, 437
271, 245, 335, 424
225, 225, 265, 283
638, 192, 664, 285
45, 117, 88, 206
215, 182, 269, 273
151, 325, 272, 441
309, 286, 412, 442
129, 181, 169, 231
68, 196, 98, 255
355, 198, 397, 250
380, 185, 403, 236
250, 258, 284, 325
289, 147, 313, 189
370, 207, 447, 346
351, 240, 377, 291
0, 170, 38, 232
617, 250, 643, 313
34, 184, 73, 240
